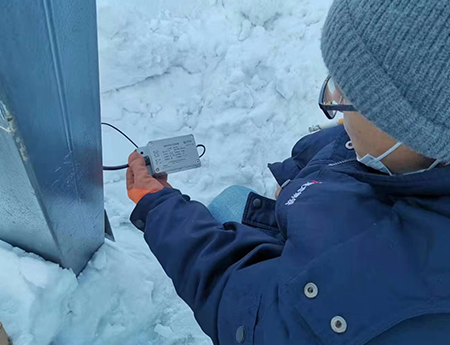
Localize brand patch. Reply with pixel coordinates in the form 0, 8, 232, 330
285, 181, 321, 206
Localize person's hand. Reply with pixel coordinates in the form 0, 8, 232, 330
126, 151, 172, 204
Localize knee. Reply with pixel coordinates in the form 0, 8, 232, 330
209, 185, 255, 208
219, 185, 251, 196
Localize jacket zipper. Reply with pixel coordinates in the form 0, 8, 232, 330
328, 158, 355, 167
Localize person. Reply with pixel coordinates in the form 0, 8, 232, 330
126, 0, 450, 343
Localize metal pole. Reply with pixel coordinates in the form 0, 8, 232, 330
0, 0, 104, 274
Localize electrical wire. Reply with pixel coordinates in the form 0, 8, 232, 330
197, 144, 206, 158
101, 122, 138, 148
102, 122, 136, 171
103, 164, 129, 171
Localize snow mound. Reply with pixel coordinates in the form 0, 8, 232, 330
0, 242, 77, 345
54, 229, 209, 345
0, 228, 209, 345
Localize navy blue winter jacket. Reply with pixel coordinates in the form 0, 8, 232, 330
131, 127, 450, 345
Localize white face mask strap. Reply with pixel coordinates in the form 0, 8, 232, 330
377, 142, 403, 161
428, 159, 441, 170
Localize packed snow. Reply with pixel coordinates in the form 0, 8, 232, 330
0, 0, 333, 344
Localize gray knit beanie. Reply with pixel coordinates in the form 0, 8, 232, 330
321, 0, 450, 161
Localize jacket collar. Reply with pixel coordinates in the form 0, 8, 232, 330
330, 131, 450, 197
333, 161, 450, 196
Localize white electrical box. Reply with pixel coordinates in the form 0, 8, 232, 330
138, 134, 202, 176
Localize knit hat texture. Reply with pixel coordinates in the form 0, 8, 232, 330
321, 0, 450, 161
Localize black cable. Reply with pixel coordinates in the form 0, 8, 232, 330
102, 122, 137, 171
101, 122, 138, 148
103, 164, 129, 171
197, 144, 206, 158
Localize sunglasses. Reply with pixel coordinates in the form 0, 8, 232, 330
318, 76, 356, 119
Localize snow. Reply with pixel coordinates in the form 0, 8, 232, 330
0, 0, 333, 344
0, 242, 77, 345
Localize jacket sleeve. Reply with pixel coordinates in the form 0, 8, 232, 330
130, 188, 284, 344
268, 126, 345, 186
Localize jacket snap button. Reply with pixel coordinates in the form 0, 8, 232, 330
252, 198, 262, 209
331, 316, 347, 334
304, 282, 318, 298
236, 326, 247, 344
345, 141, 354, 150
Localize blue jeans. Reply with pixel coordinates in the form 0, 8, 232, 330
207, 186, 256, 223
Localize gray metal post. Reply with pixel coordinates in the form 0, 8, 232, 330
0, 0, 104, 274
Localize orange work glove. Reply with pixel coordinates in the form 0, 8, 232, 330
126, 151, 172, 204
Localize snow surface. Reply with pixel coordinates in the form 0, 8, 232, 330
0, 0, 333, 344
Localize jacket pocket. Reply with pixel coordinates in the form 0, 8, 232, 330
218, 291, 261, 345
279, 224, 450, 345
